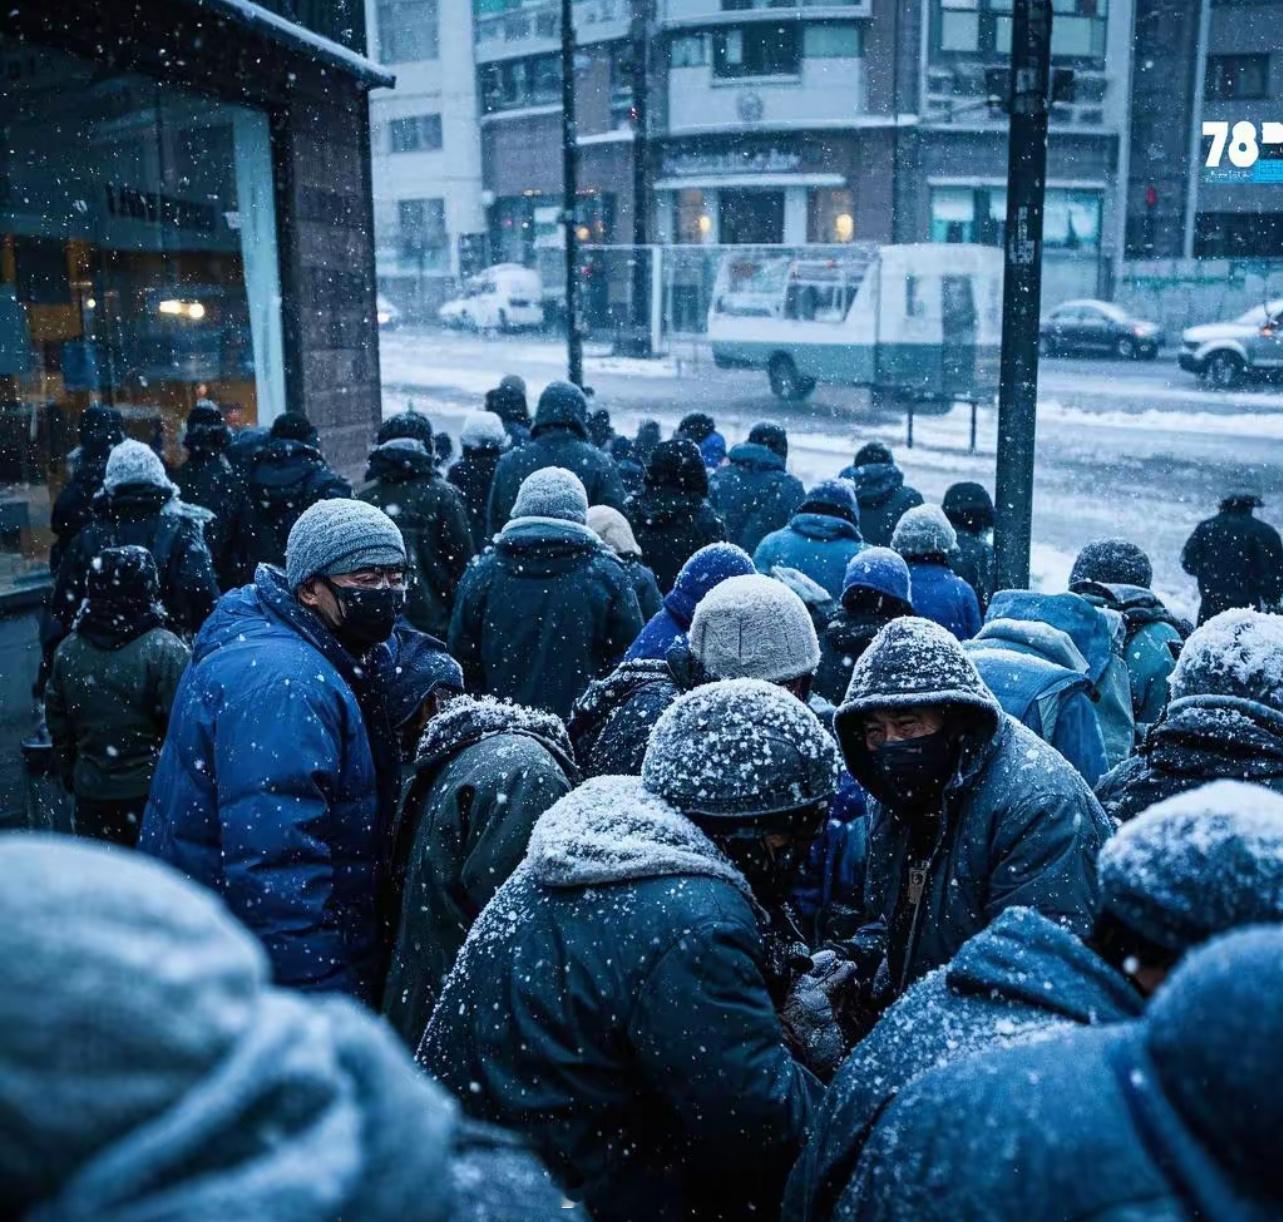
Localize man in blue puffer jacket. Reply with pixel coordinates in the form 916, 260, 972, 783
709, 421, 806, 554
140, 499, 408, 1004
891, 505, 981, 640
754, 478, 866, 599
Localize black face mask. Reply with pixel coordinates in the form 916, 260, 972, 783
710, 802, 828, 903
868, 728, 958, 813
322, 579, 404, 653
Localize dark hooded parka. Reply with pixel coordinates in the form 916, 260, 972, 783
834, 618, 1113, 1001
486, 382, 626, 534
839, 442, 924, 548
709, 422, 806, 555
175, 402, 242, 586
383, 696, 579, 1048
1182, 493, 1283, 624
784, 906, 1142, 1222
50, 404, 124, 574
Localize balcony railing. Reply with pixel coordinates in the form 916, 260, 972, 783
475, 0, 628, 48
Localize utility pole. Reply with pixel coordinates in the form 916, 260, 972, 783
560, 0, 584, 387
992, 0, 1052, 591
628, 0, 651, 355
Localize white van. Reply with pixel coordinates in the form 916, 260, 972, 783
438, 264, 544, 332
708, 243, 1003, 406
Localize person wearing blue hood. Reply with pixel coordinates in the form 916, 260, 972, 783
848, 917, 1283, 1220
140, 498, 408, 1004
677, 410, 727, 473
839, 441, 924, 547
787, 777, 1283, 1222
451, 467, 643, 719
0, 835, 575, 1221
814, 548, 915, 705
891, 504, 982, 640
625, 540, 756, 661
487, 381, 626, 533
709, 421, 806, 554
754, 478, 866, 600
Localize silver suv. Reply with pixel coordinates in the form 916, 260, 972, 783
1179, 299, 1283, 389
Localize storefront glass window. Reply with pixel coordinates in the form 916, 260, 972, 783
675, 190, 714, 245
0, 37, 284, 594
929, 186, 1103, 249
807, 188, 856, 243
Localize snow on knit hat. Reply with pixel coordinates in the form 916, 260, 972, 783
510, 466, 589, 525
103, 439, 175, 495
1070, 538, 1153, 590
891, 504, 957, 561
285, 498, 406, 590
663, 542, 757, 626
587, 504, 642, 558
689, 573, 820, 683
842, 547, 913, 609
1168, 609, 1283, 714
1098, 780, 1283, 954
460, 411, 509, 452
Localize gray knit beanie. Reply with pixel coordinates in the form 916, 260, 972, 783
460, 411, 509, 452
285, 498, 406, 590
891, 504, 958, 561
103, 439, 175, 495
689, 573, 820, 682
510, 467, 589, 525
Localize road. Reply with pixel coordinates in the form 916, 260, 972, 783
380, 328, 1283, 618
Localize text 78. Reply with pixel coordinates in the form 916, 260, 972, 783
1203, 121, 1283, 169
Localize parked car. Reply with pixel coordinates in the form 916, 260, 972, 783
1178, 299, 1283, 389
438, 264, 544, 332
376, 294, 401, 330
1039, 299, 1164, 360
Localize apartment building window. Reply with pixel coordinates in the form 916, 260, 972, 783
670, 34, 709, 68
713, 24, 801, 78
930, 186, 1101, 248
376, 0, 439, 63
1194, 212, 1283, 258
399, 198, 448, 271
803, 23, 864, 57
480, 53, 561, 113
935, 0, 1107, 62
808, 188, 856, 242
389, 114, 443, 153
1205, 54, 1270, 101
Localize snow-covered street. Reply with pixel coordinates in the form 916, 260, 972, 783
381, 327, 1283, 617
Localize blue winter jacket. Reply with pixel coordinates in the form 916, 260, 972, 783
709, 442, 806, 555
791, 776, 868, 945
784, 906, 1142, 1222
964, 618, 1109, 785
754, 513, 866, 601
906, 559, 982, 640
140, 566, 399, 1003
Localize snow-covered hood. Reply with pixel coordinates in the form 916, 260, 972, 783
415, 694, 576, 780
728, 442, 785, 473
969, 617, 1090, 675
1182, 319, 1256, 344
789, 512, 860, 543
525, 775, 754, 903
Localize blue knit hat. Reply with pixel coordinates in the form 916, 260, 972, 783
841, 547, 912, 610
663, 542, 757, 628
799, 478, 861, 527
285, 499, 406, 590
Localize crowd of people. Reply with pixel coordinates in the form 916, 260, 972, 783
9, 373, 1283, 1219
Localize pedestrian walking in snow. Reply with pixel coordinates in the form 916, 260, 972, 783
140, 499, 408, 1004
485, 374, 532, 449
1097, 608, 1283, 819
710, 421, 806, 554
358, 413, 474, 639
486, 382, 626, 533
607, 435, 645, 497
45, 546, 189, 846
420, 680, 841, 1221
451, 467, 642, 719
675, 410, 727, 472
587, 504, 663, 620
175, 401, 240, 587
449, 410, 509, 551
625, 437, 726, 592
839, 441, 924, 548
942, 480, 995, 612
833, 618, 1112, 1003
1182, 490, 1283, 623
49, 404, 124, 575
788, 777, 1283, 1222
383, 695, 578, 1047
891, 505, 982, 640
754, 478, 866, 601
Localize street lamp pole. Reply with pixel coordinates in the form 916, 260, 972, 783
560, 0, 584, 386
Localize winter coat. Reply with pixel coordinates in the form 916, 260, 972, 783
226, 439, 351, 585
710, 442, 806, 555
621, 555, 663, 621
48, 485, 220, 648
45, 627, 189, 801
815, 611, 887, 706
175, 450, 242, 585
839, 461, 923, 548
754, 513, 867, 601
835, 626, 1112, 999
1076, 580, 1185, 734
784, 906, 1142, 1222
988, 589, 1136, 768
487, 428, 626, 535
384, 699, 577, 1048
49, 452, 108, 574
358, 447, 474, 639
846, 927, 1283, 1222
448, 519, 643, 720
949, 529, 994, 613
420, 776, 821, 1222
904, 559, 982, 641
448, 445, 504, 552
139, 566, 401, 1004
625, 489, 726, 594
964, 618, 1109, 785
1096, 694, 1283, 821
1182, 504, 1283, 623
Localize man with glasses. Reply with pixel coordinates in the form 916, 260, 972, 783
141, 499, 410, 1005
